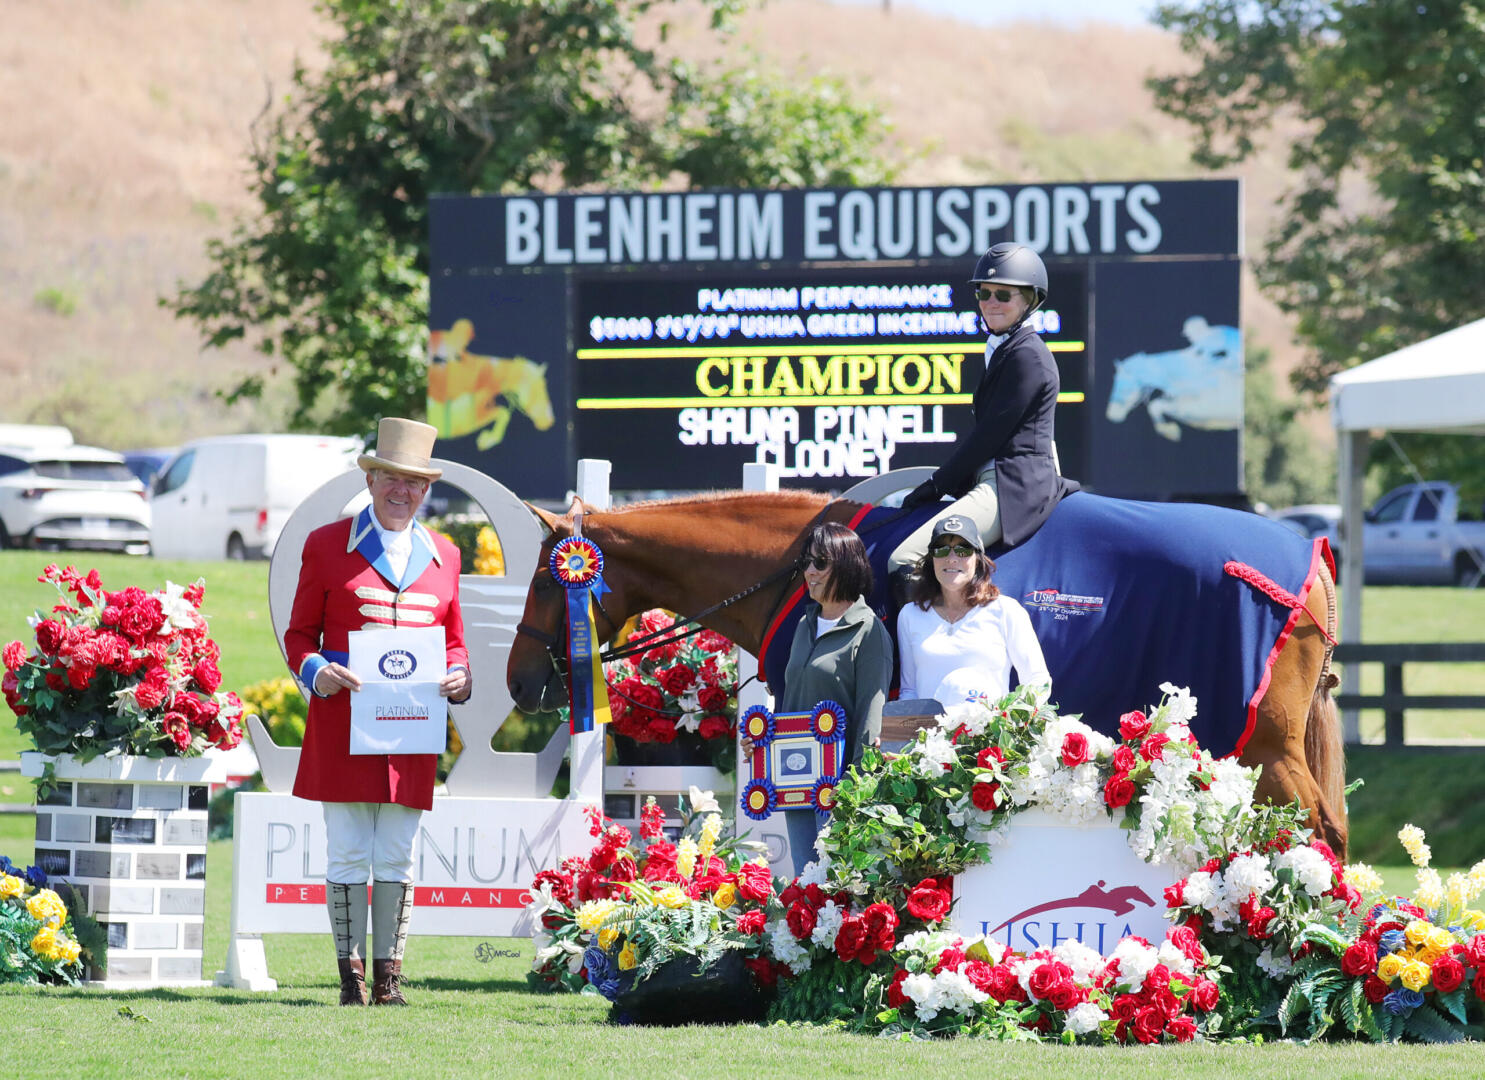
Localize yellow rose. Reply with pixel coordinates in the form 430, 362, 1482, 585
1404, 920, 1431, 946
56, 935, 81, 965
656, 887, 690, 910
617, 941, 637, 971
1399, 960, 1431, 992
26, 890, 67, 927
1426, 926, 1454, 953
597, 927, 619, 950
712, 883, 738, 910
1377, 953, 1406, 982
1417, 946, 1443, 966
0, 874, 23, 900
1461, 909, 1485, 931
31, 926, 59, 960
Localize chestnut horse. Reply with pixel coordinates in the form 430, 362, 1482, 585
506, 491, 1347, 856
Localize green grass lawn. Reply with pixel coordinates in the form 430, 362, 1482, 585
0, 813, 1480, 1077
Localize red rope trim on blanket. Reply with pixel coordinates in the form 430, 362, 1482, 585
1223, 560, 1338, 645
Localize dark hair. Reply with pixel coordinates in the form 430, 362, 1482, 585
908, 541, 1000, 609
800, 522, 873, 604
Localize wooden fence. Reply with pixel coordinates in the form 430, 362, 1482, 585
1334, 642, 1485, 746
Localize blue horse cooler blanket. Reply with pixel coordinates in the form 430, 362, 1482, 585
760, 492, 1331, 758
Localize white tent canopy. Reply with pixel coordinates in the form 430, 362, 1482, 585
1328, 316, 1485, 739
1331, 316, 1485, 435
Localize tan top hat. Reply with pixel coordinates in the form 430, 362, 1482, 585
357, 417, 443, 480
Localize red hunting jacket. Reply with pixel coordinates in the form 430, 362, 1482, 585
285, 508, 469, 810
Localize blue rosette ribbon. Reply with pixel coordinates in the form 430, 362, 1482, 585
550, 536, 612, 735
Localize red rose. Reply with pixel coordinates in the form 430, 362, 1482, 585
976, 745, 1004, 769
1341, 940, 1377, 977
1103, 773, 1136, 809
647, 719, 678, 743
835, 916, 868, 963
934, 946, 967, 975
1132, 1005, 1167, 1044
964, 960, 995, 993
1431, 955, 1466, 994
66, 661, 96, 691
735, 910, 766, 936
1153, 987, 1182, 1019
1139, 732, 1171, 763
1191, 978, 1220, 1012
1466, 935, 1485, 968
129, 665, 166, 709
1111, 745, 1137, 773
1049, 980, 1083, 1011
970, 781, 1000, 811
1164, 879, 1186, 908
1472, 969, 1485, 1002
192, 658, 222, 693
658, 664, 695, 696
697, 685, 729, 712
697, 715, 732, 741
1109, 993, 1140, 1022
886, 969, 911, 1008
1246, 906, 1277, 939
736, 862, 773, 903
1167, 925, 1203, 963
860, 902, 899, 952
1363, 975, 1389, 1004
695, 629, 732, 654
986, 964, 1025, 1002
904, 879, 952, 922
1167, 1015, 1197, 1043
786, 900, 817, 941
35, 619, 65, 656
744, 956, 780, 988
1060, 731, 1090, 767
162, 711, 192, 750
2, 640, 26, 671
1028, 960, 1067, 1001
1118, 710, 1150, 740
3, 670, 26, 716
1144, 963, 1172, 993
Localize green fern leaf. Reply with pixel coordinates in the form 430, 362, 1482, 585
1404, 1004, 1465, 1044
1358, 1000, 1387, 1043
1437, 987, 1469, 1025
1339, 978, 1363, 1033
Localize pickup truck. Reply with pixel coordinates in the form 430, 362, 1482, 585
1361, 483, 1485, 586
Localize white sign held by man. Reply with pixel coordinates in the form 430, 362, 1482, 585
347, 625, 447, 755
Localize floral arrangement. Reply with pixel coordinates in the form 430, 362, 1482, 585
604, 610, 738, 760
0, 856, 91, 985
1259, 827, 1485, 1042
2, 564, 245, 760
238, 677, 307, 748
524, 790, 775, 1004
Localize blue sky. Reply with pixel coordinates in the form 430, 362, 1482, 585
829, 0, 1161, 27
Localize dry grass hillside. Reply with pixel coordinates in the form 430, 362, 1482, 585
0, 0, 1315, 452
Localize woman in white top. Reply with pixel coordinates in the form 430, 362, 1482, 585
896, 513, 1049, 706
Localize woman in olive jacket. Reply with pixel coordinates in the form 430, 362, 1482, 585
776, 521, 892, 872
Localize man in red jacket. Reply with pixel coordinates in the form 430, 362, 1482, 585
285, 417, 471, 1006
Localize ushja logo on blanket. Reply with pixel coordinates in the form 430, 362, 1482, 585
1023, 588, 1106, 617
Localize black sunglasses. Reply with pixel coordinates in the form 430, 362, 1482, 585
930, 543, 976, 559
974, 286, 1021, 303
806, 555, 832, 571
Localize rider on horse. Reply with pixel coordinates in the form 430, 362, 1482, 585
889, 244, 1080, 580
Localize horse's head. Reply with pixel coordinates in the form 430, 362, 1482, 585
1105, 353, 1155, 423
509, 361, 556, 431
506, 499, 635, 713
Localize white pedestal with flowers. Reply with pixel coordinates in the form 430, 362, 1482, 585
23, 751, 231, 987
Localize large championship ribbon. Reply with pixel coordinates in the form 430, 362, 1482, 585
549, 536, 612, 735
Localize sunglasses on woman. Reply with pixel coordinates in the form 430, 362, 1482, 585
930, 543, 976, 559
974, 287, 1020, 303
806, 555, 832, 571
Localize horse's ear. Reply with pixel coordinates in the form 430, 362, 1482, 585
526, 501, 561, 536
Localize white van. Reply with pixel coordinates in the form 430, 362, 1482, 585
149, 434, 363, 560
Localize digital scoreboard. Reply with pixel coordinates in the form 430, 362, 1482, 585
429, 181, 1240, 499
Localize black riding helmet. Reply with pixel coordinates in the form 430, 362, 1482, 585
969, 243, 1049, 314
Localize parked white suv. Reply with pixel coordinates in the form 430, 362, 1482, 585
0, 444, 151, 552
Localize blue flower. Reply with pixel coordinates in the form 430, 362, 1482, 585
23, 864, 47, 888
0, 855, 13, 875
1378, 929, 1405, 955
1382, 990, 1419, 1016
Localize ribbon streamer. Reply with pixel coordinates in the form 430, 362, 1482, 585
550, 537, 613, 734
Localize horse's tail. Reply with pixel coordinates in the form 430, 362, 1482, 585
1304, 561, 1347, 853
